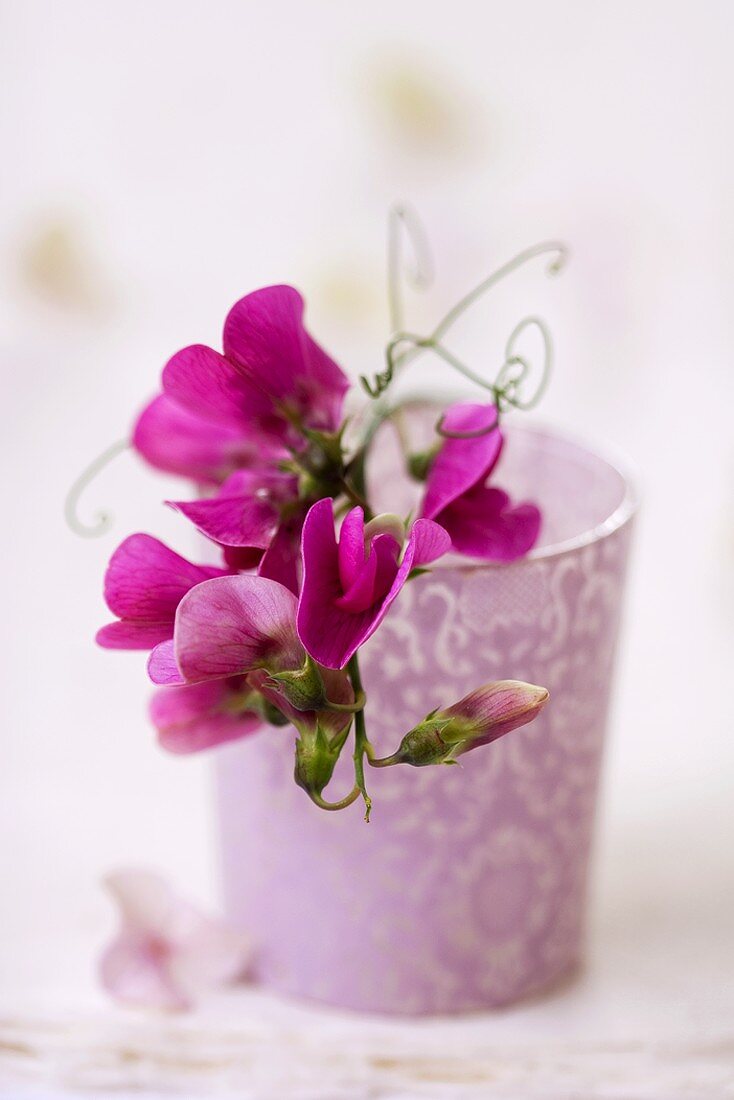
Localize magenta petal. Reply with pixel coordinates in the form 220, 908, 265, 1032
150, 681, 261, 754
336, 534, 400, 613
96, 620, 174, 650
162, 343, 271, 430
438, 485, 541, 560
169, 495, 278, 549
421, 403, 503, 520
333, 518, 450, 660
257, 518, 302, 595
409, 518, 452, 566
337, 507, 366, 591
148, 640, 184, 685
297, 502, 447, 670
340, 518, 449, 647
223, 545, 265, 571
132, 394, 249, 485
223, 285, 349, 431
174, 575, 302, 683
297, 500, 373, 668
103, 534, 227, 622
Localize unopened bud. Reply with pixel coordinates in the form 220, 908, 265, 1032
392, 681, 549, 767
294, 723, 340, 797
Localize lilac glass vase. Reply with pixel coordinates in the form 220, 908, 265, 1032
214, 419, 636, 1015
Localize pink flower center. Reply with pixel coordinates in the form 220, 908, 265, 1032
335, 530, 401, 614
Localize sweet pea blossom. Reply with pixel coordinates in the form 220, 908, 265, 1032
387, 680, 549, 767
150, 678, 263, 754
149, 285, 349, 465
168, 468, 303, 593
420, 402, 541, 561
96, 534, 230, 651
148, 574, 305, 687
297, 499, 451, 670
99, 870, 249, 1011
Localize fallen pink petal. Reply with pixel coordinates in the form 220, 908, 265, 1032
99, 870, 249, 1011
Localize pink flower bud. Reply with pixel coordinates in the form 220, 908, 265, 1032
391, 680, 549, 767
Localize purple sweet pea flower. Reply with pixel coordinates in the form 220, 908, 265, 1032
150, 677, 262, 754
96, 534, 230, 651
297, 499, 451, 670
168, 468, 303, 594
157, 285, 349, 458
148, 575, 305, 686
420, 402, 541, 561
132, 393, 285, 486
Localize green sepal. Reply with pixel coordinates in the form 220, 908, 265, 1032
268, 655, 326, 712
294, 722, 342, 797
407, 566, 431, 581
303, 421, 348, 468
390, 715, 456, 767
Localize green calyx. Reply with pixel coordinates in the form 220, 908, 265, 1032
296, 425, 348, 501
390, 712, 473, 767
294, 723, 342, 797
267, 655, 327, 712
303, 424, 347, 471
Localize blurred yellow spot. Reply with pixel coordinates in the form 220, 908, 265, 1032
19, 215, 112, 312
364, 54, 488, 160
313, 263, 381, 324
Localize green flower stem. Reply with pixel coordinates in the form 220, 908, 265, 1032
366, 749, 400, 768
339, 478, 373, 518
324, 691, 367, 714
64, 438, 129, 538
347, 653, 372, 822
361, 240, 567, 400
308, 785, 361, 812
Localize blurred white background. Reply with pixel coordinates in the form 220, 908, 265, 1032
1, 0, 733, 1069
